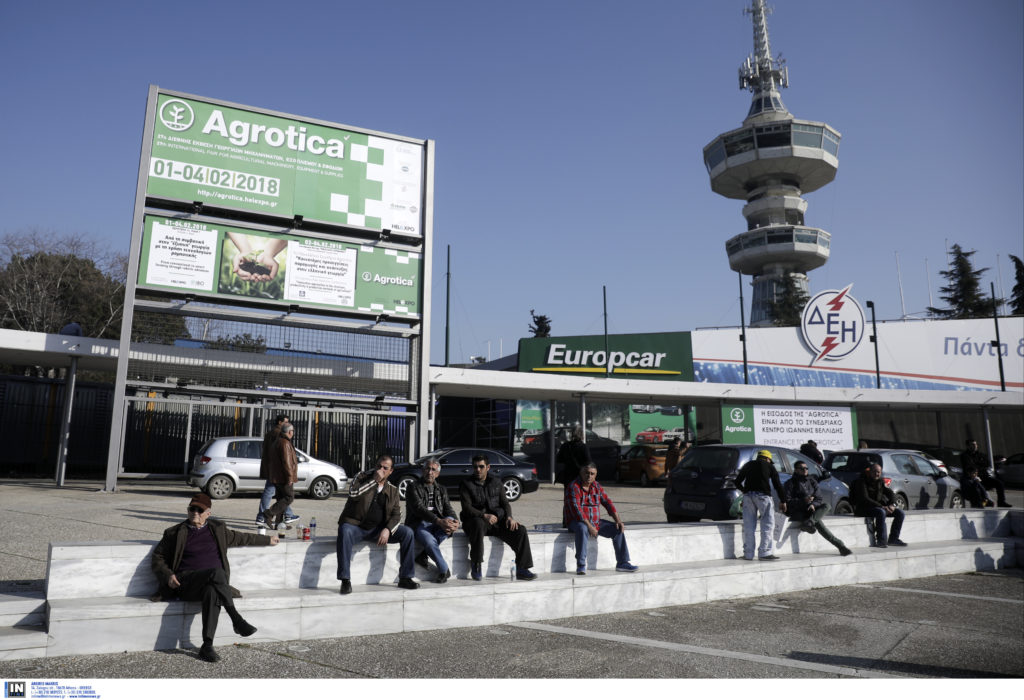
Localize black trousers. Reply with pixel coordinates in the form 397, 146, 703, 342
979, 474, 1007, 505
461, 515, 533, 569
265, 482, 295, 523
175, 568, 240, 645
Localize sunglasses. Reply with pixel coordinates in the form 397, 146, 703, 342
473, 465, 488, 470
188, 506, 207, 514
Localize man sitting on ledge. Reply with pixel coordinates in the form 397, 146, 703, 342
151, 493, 278, 663
564, 463, 638, 575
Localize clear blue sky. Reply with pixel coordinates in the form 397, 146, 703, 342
2, 1, 1021, 364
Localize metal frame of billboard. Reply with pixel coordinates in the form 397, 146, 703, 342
105, 86, 434, 489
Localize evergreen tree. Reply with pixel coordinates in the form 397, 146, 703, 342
528, 309, 552, 337
927, 244, 1000, 319
1009, 254, 1024, 316
767, 274, 809, 327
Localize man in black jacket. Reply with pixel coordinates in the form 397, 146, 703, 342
556, 427, 591, 488
735, 449, 787, 560
459, 453, 537, 581
960, 439, 1010, 507
405, 459, 460, 583
851, 460, 907, 547
151, 493, 278, 662
783, 461, 851, 556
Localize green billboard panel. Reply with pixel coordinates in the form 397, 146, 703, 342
517, 332, 693, 381
138, 215, 421, 317
721, 403, 856, 451
147, 92, 425, 237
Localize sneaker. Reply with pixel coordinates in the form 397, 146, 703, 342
888, 538, 907, 547
397, 577, 420, 590
471, 563, 482, 581
839, 546, 853, 557
415, 552, 430, 569
871, 541, 888, 548
283, 514, 300, 524
339, 579, 352, 595
198, 644, 220, 663
615, 563, 639, 573
759, 554, 780, 561
435, 570, 450, 584
232, 620, 257, 637
576, 566, 586, 576
515, 569, 537, 581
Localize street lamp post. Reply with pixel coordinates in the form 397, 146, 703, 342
866, 300, 880, 389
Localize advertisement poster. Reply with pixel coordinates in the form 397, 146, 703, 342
721, 403, 856, 451
147, 91, 425, 237
138, 216, 421, 317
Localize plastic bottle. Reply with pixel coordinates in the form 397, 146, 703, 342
277, 522, 287, 539
309, 517, 317, 541
510, 563, 516, 581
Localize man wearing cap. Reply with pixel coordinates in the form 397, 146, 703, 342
735, 449, 787, 560
151, 493, 279, 662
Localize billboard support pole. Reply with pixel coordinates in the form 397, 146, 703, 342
738, 272, 749, 384
603, 286, 609, 376
866, 300, 880, 389
54, 356, 78, 487
990, 283, 1005, 392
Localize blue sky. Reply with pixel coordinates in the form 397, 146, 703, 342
1, 0, 1021, 364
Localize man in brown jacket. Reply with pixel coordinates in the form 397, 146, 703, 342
256, 414, 297, 527
262, 423, 298, 530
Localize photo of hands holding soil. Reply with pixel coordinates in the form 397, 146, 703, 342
218, 232, 288, 300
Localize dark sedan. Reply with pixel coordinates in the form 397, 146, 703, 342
390, 447, 539, 502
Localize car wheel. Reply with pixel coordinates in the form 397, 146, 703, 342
950, 490, 963, 509
666, 513, 682, 523
894, 492, 909, 510
833, 499, 854, 516
502, 477, 523, 502
640, 472, 651, 488
205, 475, 235, 500
308, 476, 334, 500
396, 476, 417, 501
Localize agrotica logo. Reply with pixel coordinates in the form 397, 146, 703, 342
800, 284, 865, 365
361, 272, 372, 282
159, 99, 195, 132
729, 408, 746, 424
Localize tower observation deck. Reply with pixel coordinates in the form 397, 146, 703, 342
703, 0, 840, 326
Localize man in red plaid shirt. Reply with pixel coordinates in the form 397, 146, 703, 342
564, 463, 639, 575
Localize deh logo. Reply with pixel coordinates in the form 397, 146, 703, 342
800, 285, 865, 365
4, 682, 26, 698
159, 99, 195, 132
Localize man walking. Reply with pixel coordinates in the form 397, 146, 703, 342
256, 414, 298, 528
262, 423, 298, 530
336, 456, 419, 594
851, 459, 907, 547
405, 459, 459, 583
960, 439, 1010, 507
783, 460, 851, 556
460, 453, 537, 581
565, 463, 638, 574
735, 449, 787, 560
151, 493, 278, 662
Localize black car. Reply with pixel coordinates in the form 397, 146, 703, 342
520, 426, 620, 479
389, 447, 539, 503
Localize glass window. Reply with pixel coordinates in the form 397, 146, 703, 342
818, 234, 831, 250
792, 124, 823, 148
911, 455, 940, 477
823, 130, 840, 156
795, 230, 818, 244
771, 97, 783, 110
705, 140, 727, 171
755, 124, 791, 149
227, 440, 255, 459
723, 129, 755, 156
441, 449, 476, 466
767, 230, 794, 245
726, 239, 742, 255
892, 454, 919, 475
742, 233, 764, 249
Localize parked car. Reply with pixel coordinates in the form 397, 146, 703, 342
636, 426, 667, 444
631, 405, 659, 413
616, 445, 669, 486
996, 453, 1024, 487
662, 427, 691, 443
663, 444, 853, 522
659, 406, 684, 416
823, 449, 963, 510
188, 436, 348, 500
389, 447, 539, 502
520, 426, 621, 477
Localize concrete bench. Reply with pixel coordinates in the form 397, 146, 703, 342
1, 508, 1019, 660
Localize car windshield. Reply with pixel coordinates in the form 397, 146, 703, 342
678, 447, 739, 474
827, 453, 876, 473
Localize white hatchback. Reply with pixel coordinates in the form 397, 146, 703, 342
188, 436, 348, 500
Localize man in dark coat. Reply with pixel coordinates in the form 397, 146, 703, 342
556, 426, 591, 488
783, 460, 851, 556
262, 423, 298, 530
960, 439, 1010, 507
851, 459, 907, 547
405, 458, 460, 583
799, 439, 824, 464
256, 414, 297, 527
460, 453, 536, 581
151, 493, 278, 662
961, 465, 993, 508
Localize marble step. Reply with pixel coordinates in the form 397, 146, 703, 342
0, 626, 48, 661
0, 591, 45, 628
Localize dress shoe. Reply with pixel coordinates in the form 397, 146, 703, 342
471, 563, 482, 581
198, 644, 220, 662
233, 620, 257, 637
887, 538, 907, 547
339, 579, 352, 595
759, 554, 780, 560
515, 569, 538, 580
435, 570, 450, 584
839, 546, 853, 556
871, 541, 888, 548
262, 510, 276, 530
398, 577, 420, 590
415, 552, 430, 569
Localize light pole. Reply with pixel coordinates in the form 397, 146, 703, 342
866, 300, 880, 389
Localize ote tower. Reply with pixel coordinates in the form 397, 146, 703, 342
703, 0, 840, 326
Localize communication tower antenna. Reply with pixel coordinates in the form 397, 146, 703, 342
740, 0, 789, 95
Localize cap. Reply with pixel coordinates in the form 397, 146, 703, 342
189, 493, 212, 511
757, 449, 772, 459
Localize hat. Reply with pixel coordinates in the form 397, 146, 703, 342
189, 493, 212, 511
757, 449, 772, 459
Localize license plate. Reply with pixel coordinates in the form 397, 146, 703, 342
681, 501, 705, 512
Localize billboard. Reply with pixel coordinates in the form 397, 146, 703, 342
518, 332, 693, 381
137, 215, 421, 317
148, 91, 425, 237
721, 403, 857, 452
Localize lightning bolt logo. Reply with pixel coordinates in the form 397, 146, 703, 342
826, 287, 849, 311
816, 336, 841, 362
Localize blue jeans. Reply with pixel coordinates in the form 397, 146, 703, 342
257, 480, 294, 520
335, 522, 415, 581
865, 507, 905, 543
742, 492, 776, 559
414, 519, 454, 574
567, 519, 630, 570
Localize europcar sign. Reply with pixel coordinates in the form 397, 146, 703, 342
518, 332, 693, 381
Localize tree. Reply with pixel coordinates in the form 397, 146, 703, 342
203, 333, 267, 353
529, 309, 552, 338
1010, 254, 1024, 316
766, 274, 809, 327
927, 244, 1000, 319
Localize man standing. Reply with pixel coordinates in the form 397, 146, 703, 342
262, 423, 298, 530
664, 438, 683, 474
256, 414, 298, 528
783, 460, 852, 556
336, 455, 419, 594
851, 460, 907, 547
460, 453, 537, 581
565, 463, 638, 574
405, 459, 459, 583
151, 493, 278, 662
960, 439, 1010, 507
556, 426, 591, 488
799, 439, 824, 464
735, 449, 787, 560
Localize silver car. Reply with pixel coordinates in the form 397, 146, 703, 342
824, 449, 963, 510
188, 436, 348, 500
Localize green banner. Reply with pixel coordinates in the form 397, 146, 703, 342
147, 92, 425, 236
721, 404, 756, 443
138, 216, 421, 317
517, 332, 693, 381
